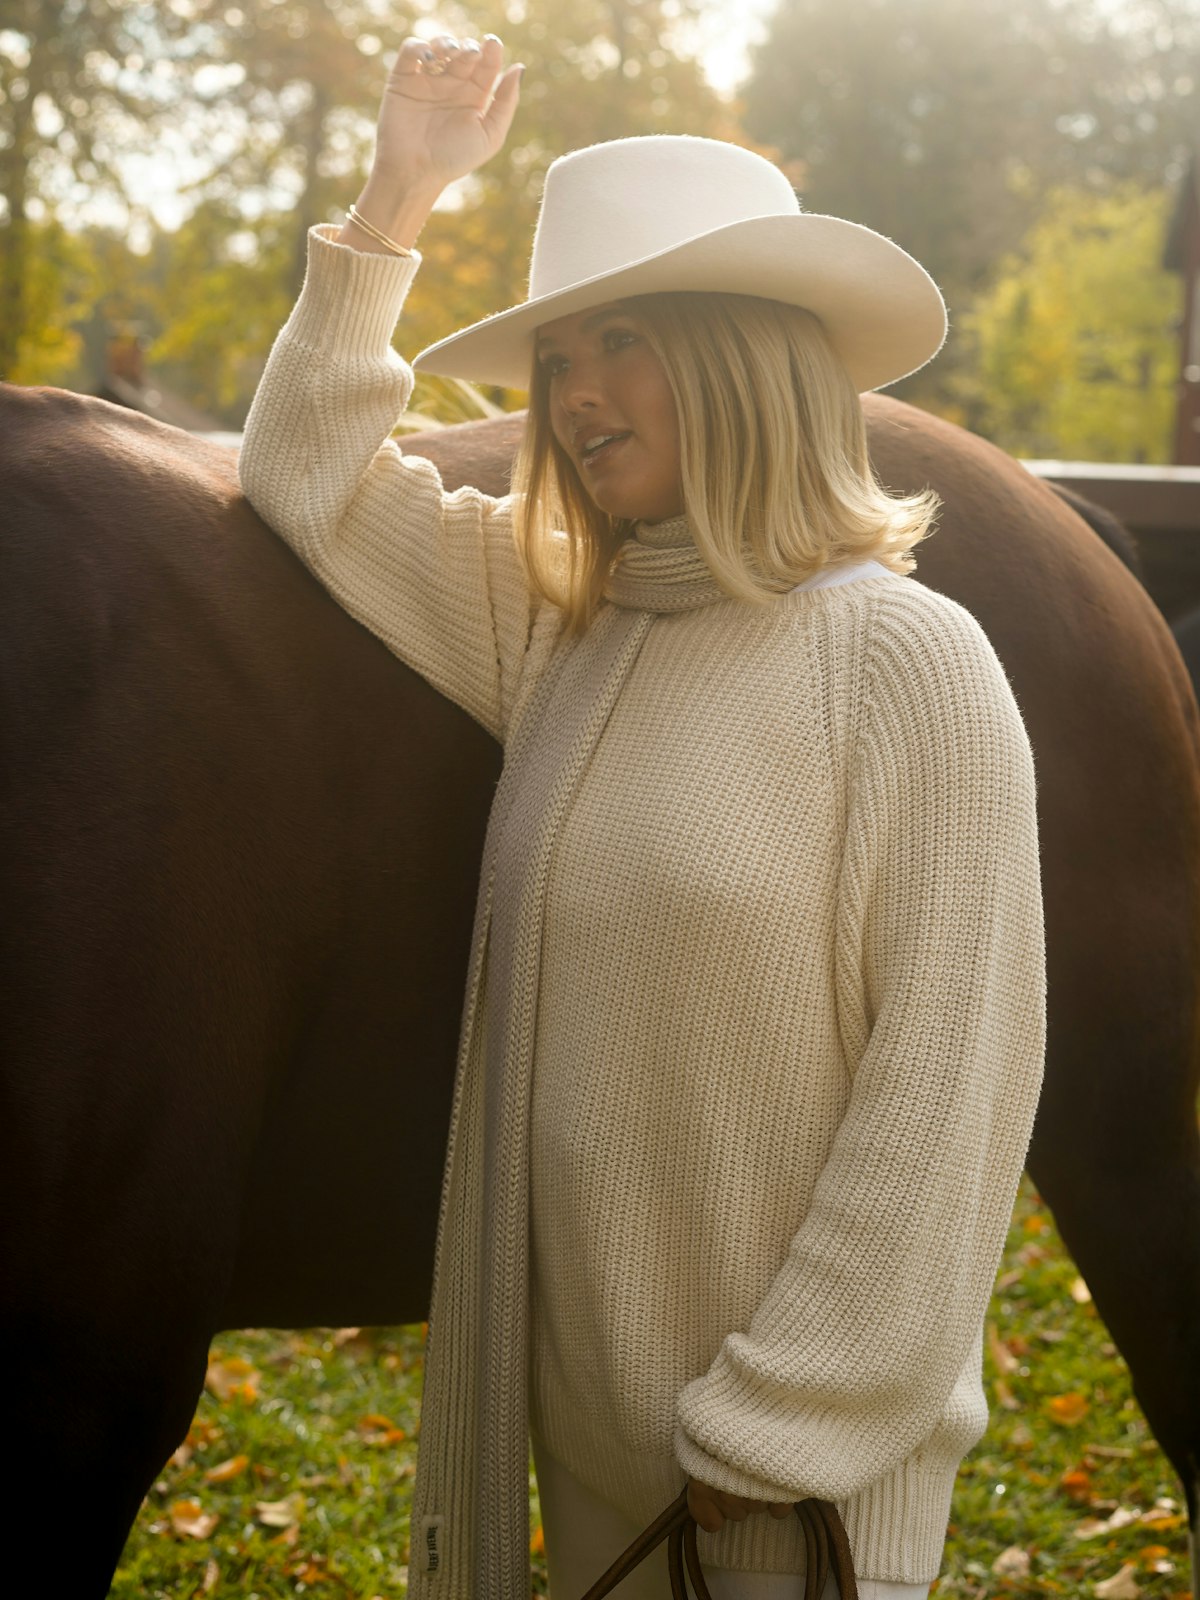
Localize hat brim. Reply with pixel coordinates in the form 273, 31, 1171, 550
411, 212, 947, 395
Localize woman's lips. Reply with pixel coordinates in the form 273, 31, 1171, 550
581, 433, 631, 470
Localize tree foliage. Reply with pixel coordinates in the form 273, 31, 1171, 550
737, 0, 1193, 381
949, 183, 1176, 462
0, 0, 198, 377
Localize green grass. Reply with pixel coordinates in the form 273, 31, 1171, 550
112, 1177, 1193, 1598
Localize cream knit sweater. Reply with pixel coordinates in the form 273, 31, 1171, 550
240, 225, 1047, 1591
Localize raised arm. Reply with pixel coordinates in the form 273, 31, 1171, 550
238, 31, 539, 743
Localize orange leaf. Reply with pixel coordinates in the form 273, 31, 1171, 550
1046, 1392, 1090, 1426
531, 1525, 545, 1557
204, 1454, 249, 1484
1059, 1468, 1093, 1502
168, 1499, 219, 1539
358, 1413, 407, 1446
205, 1357, 261, 1404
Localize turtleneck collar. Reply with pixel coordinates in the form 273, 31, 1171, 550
631, 511, 695, 550
604, 510, 728, 613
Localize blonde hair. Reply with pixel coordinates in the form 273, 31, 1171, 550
511, 290, 940, 638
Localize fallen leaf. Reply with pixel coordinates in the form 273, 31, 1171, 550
1094, 1562, 1141, 1599
169, 1442, 194, 1471
1023, 1214, 1048, 1234
255, 1492, 306, 1529
1075, 1507, 1142, 1539
993, 1376, 1021, 1412
1140, 1512, 1185, 1530
1046, 1392, 1090, 1426
358, 1413, 407, 1446
332, 1327, 363, 1347
289, 1556, 327, 1582
178, 1418, 224, 1458
205, 1357, 260, 1404
1069, 1276, 1093, 1304
1060, 1469, 1093, 1503
1137, 1545, 1175, 1574
530, 1525, 545, 1557
270, 1522, 300, 1548
986, 1321, 1020, 1375
203, 1454, 249, 1485
199, 1559, 220, 1594
169, 1499, 219, 1539
1086, 1445, 1135, 1460
991, 1547, 1031, 1578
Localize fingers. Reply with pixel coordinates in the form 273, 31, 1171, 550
481, 61, 524, 144
687, 1478, 794, 1533
395, 30, 499, 80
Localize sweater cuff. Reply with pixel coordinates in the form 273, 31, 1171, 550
282, 222, 423, 357
673, 1421, 799, 1505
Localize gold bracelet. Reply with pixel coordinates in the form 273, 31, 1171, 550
346, 204, 415, 258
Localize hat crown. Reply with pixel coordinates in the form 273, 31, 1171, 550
528, 135, 800, 303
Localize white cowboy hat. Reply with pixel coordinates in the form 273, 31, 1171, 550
412, 134, 948, 395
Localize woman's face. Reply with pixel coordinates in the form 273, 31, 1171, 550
536, 300, 684, 524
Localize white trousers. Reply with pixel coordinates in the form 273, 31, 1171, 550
531, 1432, 932, 1600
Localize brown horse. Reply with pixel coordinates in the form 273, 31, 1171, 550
1, 381, 1197, 1597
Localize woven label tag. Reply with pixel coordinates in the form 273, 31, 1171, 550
420, 1514, 445, 1573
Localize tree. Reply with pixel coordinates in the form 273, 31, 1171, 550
736, 0, 1192, 348
949, 182, 1176, 462
0, 0, 200, 377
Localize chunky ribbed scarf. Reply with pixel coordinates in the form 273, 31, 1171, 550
406, 515, 858, 1599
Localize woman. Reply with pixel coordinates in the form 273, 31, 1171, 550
239, 29, 1046, 1600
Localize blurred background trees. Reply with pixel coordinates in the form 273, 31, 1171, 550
0, 0, 1191, 458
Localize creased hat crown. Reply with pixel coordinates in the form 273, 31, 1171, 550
529, 136, 801, 298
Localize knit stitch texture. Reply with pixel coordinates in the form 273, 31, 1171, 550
239, 224, 1047, 1594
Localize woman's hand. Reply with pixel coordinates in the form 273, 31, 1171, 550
342, 28, 522, 252
687, 1476, 794, 1534
373, 30, 523, 193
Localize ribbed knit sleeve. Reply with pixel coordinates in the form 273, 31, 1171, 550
238, 223, 547, 744
673, 591, 1046, 1504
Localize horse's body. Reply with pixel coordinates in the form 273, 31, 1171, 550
1, 382, 1197, 1596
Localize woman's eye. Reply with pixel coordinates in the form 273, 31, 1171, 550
605, 328, 636, 349
541, 356, 567, 377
